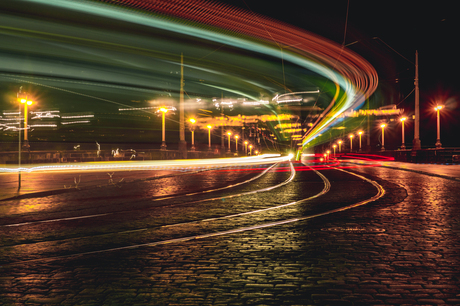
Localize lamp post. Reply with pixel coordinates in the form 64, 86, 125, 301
434, 105, 443, 149
207, 125, 212, 150
400, 117, 407, 149
244, 141, 248, 155
372, 38, 420, 150
338, 140, 342, 153
249, 144, 253, 155
160, 107, 168, 150
227, 131, 232, 152
349, 134, 354, 152
358, 131, 363, 151
235, 135, 239, 153
381, 124, 386, 151
20, 98, 33, 146
189, 118, 196, 151
16, 89, 34, 190
326, 150, 330, 161
332, 144, 337, 157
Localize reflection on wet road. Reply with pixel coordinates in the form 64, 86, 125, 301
0, 161, 382, 265
2, 160, 459, 305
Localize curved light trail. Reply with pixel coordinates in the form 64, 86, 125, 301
1, 165, 384, 265
1, 0, 378, 152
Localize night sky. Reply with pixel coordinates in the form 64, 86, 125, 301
221, 0, 460, 147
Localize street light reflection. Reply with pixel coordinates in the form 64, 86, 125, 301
0, 154, 293, 174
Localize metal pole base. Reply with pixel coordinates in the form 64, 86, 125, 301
412, 138, 421, 151
160, 142, 167, 150
435, 139, 442, 149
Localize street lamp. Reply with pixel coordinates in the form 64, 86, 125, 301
358, 131, 363, 151
249, 144, 253, 155
244, 141, 248, 155
381, 124, 386, 151
326, 150, 330, 160
227, 131, 232, 152
207, 125, 212, 150
160, 107, 168, 150
372, 37, 420, 150
400, 117, 407, 149
19, 96, 33, 147
349, 134, 354, 152
189, 118, 196, 151
338, 140, 342, 153
434, 105, 443, 149
332, 144, 337, 157
235, 135, 239, 153
17, 90, 34, 190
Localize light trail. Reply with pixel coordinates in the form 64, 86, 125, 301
0, 154, 292, 173
17, 0, 378, 147
1, 162, 281, 227
1, 165, 384, 266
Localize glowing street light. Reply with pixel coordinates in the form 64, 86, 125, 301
434, 105, 443, 149
16, 88, 34, 190
400, 117, 407, 150
19, 97, 33, 144
380, 123, 386, 151
160, 107, 168, 150
227, 131, 232, 152
358, 131, 363, 151
332, 144, 337, 157
326, 150, 330, 160
207, 125, 212, 150
189, 118, 196, 151
338, 140, 342, 153
235, 135, 239, 153
349, 134, 354, 152
244, 141, 248, 155
249, 144, 253, 155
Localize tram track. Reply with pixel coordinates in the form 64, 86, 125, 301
0, 164, 386, 266
1, 162, 282, 227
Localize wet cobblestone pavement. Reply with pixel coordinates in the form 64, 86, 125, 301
1, 161, 460, 305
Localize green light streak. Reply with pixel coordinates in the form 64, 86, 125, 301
21, 0, 361, 144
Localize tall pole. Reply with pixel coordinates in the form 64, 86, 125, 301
178, 53, 187, 157
161, 109, 167, 150
221, 93, 225, 151
191, 130, 195, 148
18, 100, 21, 190
207, 125, 212, 150
435, 106, 442, 149
23, 102, 28, 143
227, 132, 231, 152
235, 136, 239, 153
358, 131, 362, 151
381, 124, 386, 151
413, 50, 421, 150
400, 117, 407, 149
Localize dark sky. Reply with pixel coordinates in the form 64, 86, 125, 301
221, 0, 459, 95
220, 0, 460, 146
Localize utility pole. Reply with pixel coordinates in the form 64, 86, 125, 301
221, 92, 225, 152
412, 50, 421, 151
178, 53, 187, 158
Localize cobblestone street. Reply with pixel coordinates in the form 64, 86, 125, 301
1, 161, 459, 305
